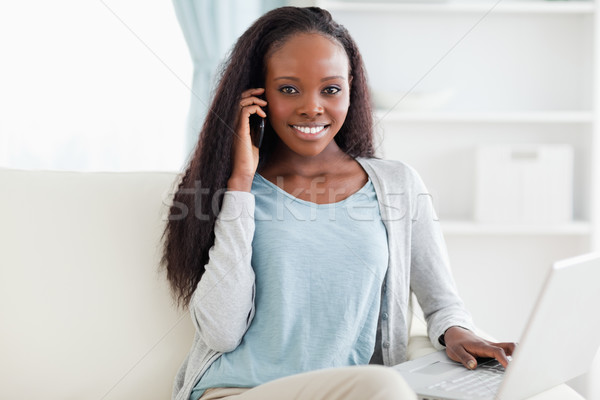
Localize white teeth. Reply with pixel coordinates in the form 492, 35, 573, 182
293, 125, 325, 134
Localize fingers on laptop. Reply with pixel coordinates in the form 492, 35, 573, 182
491, 341, 517, 366
446, 345, 479, 370
494, 341, 517, 356
447, 341, 515, 369
484, 344, 511, 368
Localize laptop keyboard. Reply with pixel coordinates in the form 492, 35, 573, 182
427, 360, 505, 397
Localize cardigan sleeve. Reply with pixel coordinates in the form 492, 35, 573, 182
406, 167, 476, 349
189, 190, 257, 353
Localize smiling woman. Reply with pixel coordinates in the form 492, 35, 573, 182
161, 6, 515, 400
0, 1, 191, 171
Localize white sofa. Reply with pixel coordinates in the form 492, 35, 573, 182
0, 168, 584, 400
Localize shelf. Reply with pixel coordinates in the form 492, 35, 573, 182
321, 1, 595, 14
440, 220, 592, 235
374, 110, 594, 123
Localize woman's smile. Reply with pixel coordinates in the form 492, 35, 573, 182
290, 124, 330, 140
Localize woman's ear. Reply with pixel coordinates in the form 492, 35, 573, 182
348, 74, 354, 87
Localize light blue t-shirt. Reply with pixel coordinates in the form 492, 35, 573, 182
190, 173, 388, 399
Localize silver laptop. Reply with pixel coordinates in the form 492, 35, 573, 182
393, 252, 600, 400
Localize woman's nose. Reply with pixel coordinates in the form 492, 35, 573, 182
297, 94, 324, 118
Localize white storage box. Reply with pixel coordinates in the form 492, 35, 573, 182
475, 144, 573, 224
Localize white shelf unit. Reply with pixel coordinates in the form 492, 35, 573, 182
314, 0, 597, 240
374, 110, 594, 123
440, 220, 592, 235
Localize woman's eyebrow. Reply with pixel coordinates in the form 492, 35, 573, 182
321, 75, 345, 82
273, 75, 345, 81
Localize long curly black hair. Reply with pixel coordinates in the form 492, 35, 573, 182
162, 6, 376, 309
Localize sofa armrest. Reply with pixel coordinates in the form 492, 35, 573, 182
407, 310, 437, 361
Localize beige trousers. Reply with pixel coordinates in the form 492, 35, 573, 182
198, 365, 417, 400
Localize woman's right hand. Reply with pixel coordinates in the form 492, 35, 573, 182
228, 87, 268, 192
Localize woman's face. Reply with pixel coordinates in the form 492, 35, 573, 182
264, 33, 351, 159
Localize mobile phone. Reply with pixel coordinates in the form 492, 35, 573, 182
249, 113, 265, 148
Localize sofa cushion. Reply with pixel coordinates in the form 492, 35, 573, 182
0, 168, 194, 400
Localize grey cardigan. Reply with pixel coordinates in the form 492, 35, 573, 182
171, 157, 475, 400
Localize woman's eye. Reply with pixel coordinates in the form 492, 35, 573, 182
279, 86, 298, 94
323, 86, 341, 95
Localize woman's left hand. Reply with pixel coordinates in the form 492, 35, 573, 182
443, 326, 516, 370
